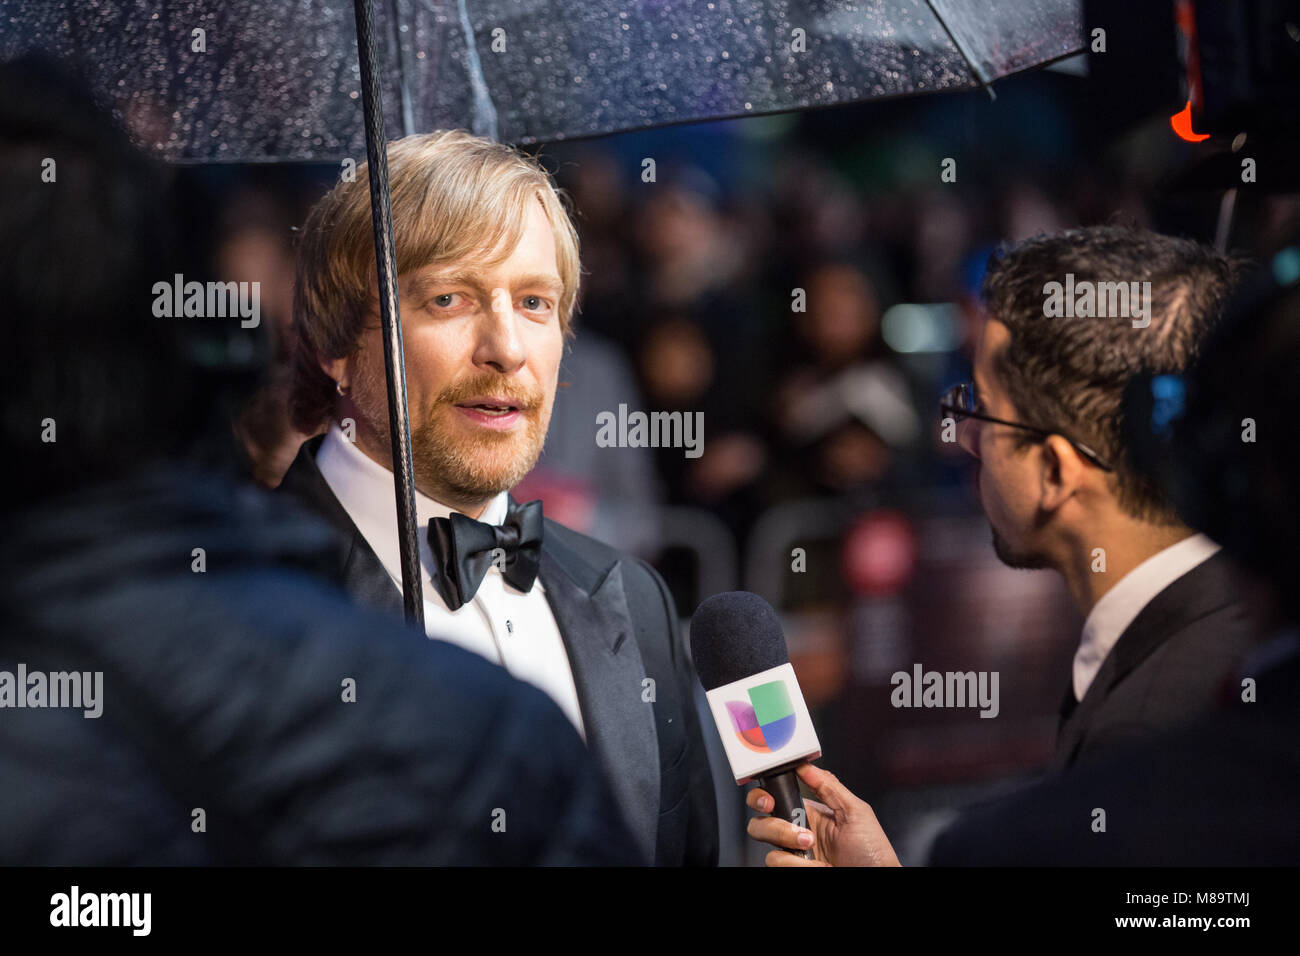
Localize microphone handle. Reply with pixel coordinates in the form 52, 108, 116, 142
758, 768, 815, 860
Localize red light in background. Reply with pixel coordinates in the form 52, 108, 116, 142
842, 509, 917, 597
1170, 99, 1209, 142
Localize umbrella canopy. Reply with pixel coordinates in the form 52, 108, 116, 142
2, 0, 1083, 161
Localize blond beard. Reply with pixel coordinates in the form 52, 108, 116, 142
410, 397, 548, 502
349, 362, 549, 504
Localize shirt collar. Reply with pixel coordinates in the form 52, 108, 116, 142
1073, 532, 1221, 701
315, 423, 509, 587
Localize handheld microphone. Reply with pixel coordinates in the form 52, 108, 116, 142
691, 591, 822, 859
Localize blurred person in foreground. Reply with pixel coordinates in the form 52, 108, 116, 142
744, 226, 1267, 865
0, 56, 636, 865
281, 131, 717, 866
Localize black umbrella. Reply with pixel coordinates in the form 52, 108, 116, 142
1, 0, 1084, 621
2, 0, 1083, 158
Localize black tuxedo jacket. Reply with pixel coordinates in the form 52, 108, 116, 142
279, 437, 718, 866
1051, 550, 1261, 771
931, 642, 1300, 866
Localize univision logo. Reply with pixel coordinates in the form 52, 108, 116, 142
726, 680, 796, 752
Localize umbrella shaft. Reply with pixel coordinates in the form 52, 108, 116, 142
353, 0, 425, 627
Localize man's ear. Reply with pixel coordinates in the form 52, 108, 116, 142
1038, 434, 1087, 514
319, 353, 349, 388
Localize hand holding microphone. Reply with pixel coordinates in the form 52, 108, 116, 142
746, 763, 900, 867
691, 591, 900, 868
692, 591, 821, 860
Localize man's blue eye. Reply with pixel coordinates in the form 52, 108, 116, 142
434, 294, 454, 307
523, 296, 542, 310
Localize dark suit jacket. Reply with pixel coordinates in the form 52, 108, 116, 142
931, 638, 1300, 865
1052, 550, 1261, 771
279, 437, 719, 866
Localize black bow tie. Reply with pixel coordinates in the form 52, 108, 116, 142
426, 499, 544, 611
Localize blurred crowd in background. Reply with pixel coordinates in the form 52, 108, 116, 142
183, 63, 1300, 863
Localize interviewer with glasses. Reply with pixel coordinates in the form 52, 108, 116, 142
940, 381, 1114, 472
745, 225, 1265, 866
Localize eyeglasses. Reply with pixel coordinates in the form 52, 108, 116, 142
939, 382, 1114, 471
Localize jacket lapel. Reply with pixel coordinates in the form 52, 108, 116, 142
536, 524, 660, 865
279, 437, 402, 617
339, 531, 403, 616
1053, 651, 1119, 770
1053, 552, 1236, 770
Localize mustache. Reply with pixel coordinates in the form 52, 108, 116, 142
432, 377, 545, 410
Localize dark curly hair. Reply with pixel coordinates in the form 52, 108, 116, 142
982, 225, 1242, 524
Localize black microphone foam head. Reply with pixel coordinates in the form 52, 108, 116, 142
690, 591, 789, 690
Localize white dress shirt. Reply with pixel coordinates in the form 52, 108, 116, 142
1073, 532, 1222, 702
316, 424, 586, 739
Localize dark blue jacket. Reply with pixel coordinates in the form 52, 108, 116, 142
0, 467, 638, 864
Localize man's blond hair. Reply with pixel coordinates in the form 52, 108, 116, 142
290, 130, 580, 433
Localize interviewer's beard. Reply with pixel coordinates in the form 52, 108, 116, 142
352, 368, 551, 505
990, 526, 1052, 570
977, 467, 1051, 570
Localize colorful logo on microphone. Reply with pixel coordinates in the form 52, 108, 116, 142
726, 680, 797, 752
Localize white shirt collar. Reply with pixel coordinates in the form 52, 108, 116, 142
315, 423, 509, 590
1072, 532, 1221, 701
